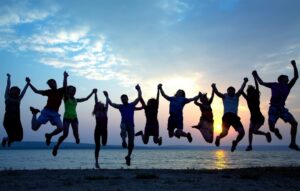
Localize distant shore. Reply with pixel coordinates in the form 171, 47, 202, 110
1, 167, 300, 191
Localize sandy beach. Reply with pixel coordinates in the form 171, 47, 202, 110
0, 167, 300, 191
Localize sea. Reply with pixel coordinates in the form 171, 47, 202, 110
0, 142, 300, 170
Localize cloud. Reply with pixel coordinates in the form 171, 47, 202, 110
157, 0, 190, 26
0, 1, 58, 27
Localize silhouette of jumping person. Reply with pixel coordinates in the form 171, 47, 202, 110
28, 72, 68, 146
52, 72, 96, 156
242, 73, 271, 151
159, 84, 201, 143
192, 87, 215, 144
135, 85, 162, 146
103, 84, 142, 166
253, 60, 299, 151
2, 74, 30, 147
93, 89, 109, 169
212, 78, 248, 152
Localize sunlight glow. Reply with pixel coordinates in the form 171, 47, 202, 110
213, 150, 229, 169
214, 124, 222, 134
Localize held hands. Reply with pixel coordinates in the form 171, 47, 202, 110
158, 83, 162, 90
64, 71, 69, 78
252, 70, 258, 77
93, 88, 97, 94
244, 77, 248, 82
25, 77, 31, 83
211, 83, 216, 88
135, 84, 141, 91
103, 91, 108, 97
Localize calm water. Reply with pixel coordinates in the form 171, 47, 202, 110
1, 148, 300, 170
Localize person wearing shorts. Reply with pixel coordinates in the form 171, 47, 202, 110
159, 84, 200, 143
104, 84, 141, 166
212, 77, 248, 152
27, 72, 68, 146
253, 60, 299, 151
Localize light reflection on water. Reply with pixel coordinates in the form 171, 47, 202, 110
213, 150, 228, 169
0, 149, 300, 170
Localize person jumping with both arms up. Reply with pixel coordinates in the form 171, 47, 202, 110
27, 72, 67, 146
253, 60, 299, 151
159, 84, 200, 143
2, 74, 30, 147
52, 72, 96, 156
93, 89, 109, 169
103, 84, 142, 166
192, 87, 215, 144
242, 72, 271, 151
212, 77, 248, 152
135, 84, 162, 146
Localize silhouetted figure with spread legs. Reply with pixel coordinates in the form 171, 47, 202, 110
135, 85, 162, 146
159, 84, 201, 143
2, 74, 30, 147
253, 60, 299, 151
28, 72, 67, 146
242, 73, 271, 151
52, 72, 96, 156
192, 87, 215, 144
103, 85, 142, 166
212, 78, 248, 152
93, 89, 109, 169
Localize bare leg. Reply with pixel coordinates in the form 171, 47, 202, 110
52, 123, 69, 156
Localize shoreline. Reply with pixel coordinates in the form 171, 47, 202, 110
1, 167, 300, 191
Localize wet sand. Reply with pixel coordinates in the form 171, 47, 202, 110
1, 167, 300, 191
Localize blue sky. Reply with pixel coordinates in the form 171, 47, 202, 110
0, 0, 300, 146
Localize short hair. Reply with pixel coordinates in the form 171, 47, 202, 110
47, 79, 56, 85
121, 94, 128, 99
227, 86, 235, 92
278, 75, 288, 82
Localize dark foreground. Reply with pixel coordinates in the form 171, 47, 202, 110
1, 167, 300, 191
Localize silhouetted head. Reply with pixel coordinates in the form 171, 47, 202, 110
121, 94, 128, 104
9, 86, 21, 98
47, 79, 57, 90
200, 93, 208, 104
227, 86, 235, 97
175, 89, 186, 98
246, 85, 256, 96
147, 98, 158, 108
67, 86, 76, 97
93, 101, 105, 115
278, 75, 289, 84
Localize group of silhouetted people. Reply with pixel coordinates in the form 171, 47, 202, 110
2, 60, 299, 168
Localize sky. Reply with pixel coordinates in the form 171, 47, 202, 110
0, 0, 300, 147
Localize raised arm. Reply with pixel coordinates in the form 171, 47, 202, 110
253, 72, 259, 92
289, 60, 298, 88
77, 89, 96, 103
63, 71, 68, 97
94, 89, 98, 104
236, 77, 248, 96
131, 84, 142, 106
194, 97, 201, 107
252, 70, 269, 87
139, 96, 146, 109
156, 85, 160, 107
158, 84, 171, 101
103, 91, 122, 109
18, 77, 30, 101
211, 83, 224, 98
208, 88, 215, 104
186, 92, 201, 103
27, 79, 44, 95
5, 73, 11, 99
